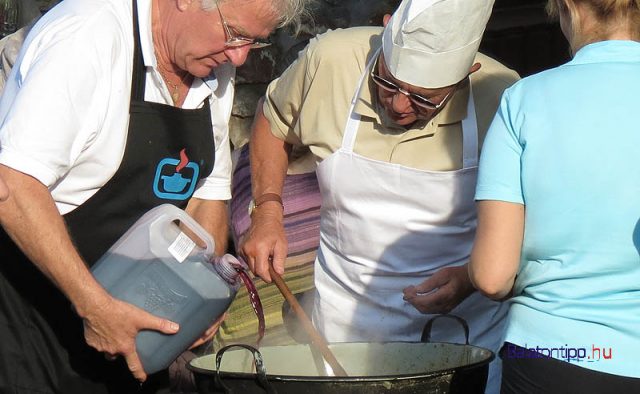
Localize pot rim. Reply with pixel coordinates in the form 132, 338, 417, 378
187, 340, 495, 382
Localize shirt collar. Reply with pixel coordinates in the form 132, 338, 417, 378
438, 81, 469, 125
136, 0, 232, 100
570, 40, 640, 66
137, 0, 155, 70
352, 50, 380, 120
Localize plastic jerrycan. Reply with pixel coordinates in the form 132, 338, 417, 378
91, 204, 241, 374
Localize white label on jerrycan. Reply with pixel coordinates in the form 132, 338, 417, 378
168, 231, 196, 263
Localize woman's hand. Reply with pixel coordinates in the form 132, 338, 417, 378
402, 265, 475, 314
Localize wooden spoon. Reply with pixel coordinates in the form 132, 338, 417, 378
268, 266, 348, 377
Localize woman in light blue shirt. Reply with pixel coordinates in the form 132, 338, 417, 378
469, 0, 640, 392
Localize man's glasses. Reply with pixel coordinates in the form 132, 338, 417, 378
215, 0, 271, 49
370, 57, 454, 111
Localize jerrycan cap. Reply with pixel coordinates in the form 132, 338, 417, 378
213, 254, 248, 286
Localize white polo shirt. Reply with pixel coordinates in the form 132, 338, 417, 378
0, 0, 233, 215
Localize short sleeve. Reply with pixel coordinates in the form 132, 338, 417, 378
0, 14, 115, 187
192, 65, 235, 201
475, 90, 525, 204
191, 121, 232, 201
262, 39, 317, 147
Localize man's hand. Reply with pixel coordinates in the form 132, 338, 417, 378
240, 202, 287, 282
243, 100, 291, 282
402, 265, 474, 314
0, 165, 179, 382
81, 294, 179, 382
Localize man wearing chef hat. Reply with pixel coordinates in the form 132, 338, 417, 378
241, 0, 518, 392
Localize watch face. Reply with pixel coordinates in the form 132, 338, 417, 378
248, 199, 256, 217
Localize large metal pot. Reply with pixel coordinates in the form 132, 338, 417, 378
188, 315, 494, 394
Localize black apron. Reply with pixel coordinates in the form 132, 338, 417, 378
0, 1, 215, 392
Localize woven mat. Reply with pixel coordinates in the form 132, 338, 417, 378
215, 145, 320, 347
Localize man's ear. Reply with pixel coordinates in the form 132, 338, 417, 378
383, 14, 391, 27
177, 0, 192, 12
469, 62, 481, 75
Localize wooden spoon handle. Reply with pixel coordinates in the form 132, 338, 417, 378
268, 266, 348, 377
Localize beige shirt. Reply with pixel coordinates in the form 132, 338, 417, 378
264, 26, 520, 174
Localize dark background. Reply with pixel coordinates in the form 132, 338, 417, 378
484, 0, 570, 77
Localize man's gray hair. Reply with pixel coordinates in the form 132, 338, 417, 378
200, 0, 311, 30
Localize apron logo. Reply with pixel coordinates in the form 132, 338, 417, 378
153, 149, 200, 200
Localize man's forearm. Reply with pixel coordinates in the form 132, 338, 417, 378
0, 165, 110, 317
249, 100, 290, 200
239, 99, 292, 280
186, 198, 228, 256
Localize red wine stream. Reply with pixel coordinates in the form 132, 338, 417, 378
235, 267, 265, 345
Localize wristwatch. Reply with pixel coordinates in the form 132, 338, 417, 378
248, 193, 284, 217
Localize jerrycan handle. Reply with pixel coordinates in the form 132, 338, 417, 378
146, 204, 216, 260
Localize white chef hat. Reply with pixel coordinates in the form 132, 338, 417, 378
382, 0, 495, 88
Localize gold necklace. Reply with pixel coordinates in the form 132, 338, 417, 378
157, 67, 190, 105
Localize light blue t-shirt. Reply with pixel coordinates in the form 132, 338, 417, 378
476, 40, 640, 377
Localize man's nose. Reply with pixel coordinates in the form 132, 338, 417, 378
391, 90, 413, 114
225, 45, 252, 67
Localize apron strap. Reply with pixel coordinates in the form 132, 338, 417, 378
461, 85, 479, 168
341, 48, 380, 153
130, 0, 146, 103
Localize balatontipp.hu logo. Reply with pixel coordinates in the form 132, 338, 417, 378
505, 343, 613, 363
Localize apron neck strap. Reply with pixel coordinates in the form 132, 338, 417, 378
461, 85, 478, 168
131, 0, 146, 102
341, 48, 380, 153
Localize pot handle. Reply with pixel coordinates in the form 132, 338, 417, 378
215, 344, 277, 394
421, 314, 470, 345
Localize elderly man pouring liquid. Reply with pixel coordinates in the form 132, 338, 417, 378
241, 0, 518, 392
0, 0, 308, 392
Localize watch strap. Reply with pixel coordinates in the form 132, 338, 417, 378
254, 193, 283, 208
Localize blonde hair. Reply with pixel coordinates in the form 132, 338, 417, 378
547, 0, 640, 51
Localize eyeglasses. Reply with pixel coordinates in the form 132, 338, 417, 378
370, 57, 454, 111
214, 0, 271, 49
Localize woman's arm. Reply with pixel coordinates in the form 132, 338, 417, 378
468, 200, 524, 300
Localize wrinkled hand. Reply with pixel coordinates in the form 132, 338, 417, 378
240, 204, 287, 282
402, 265, 475, 314
188, 312, 227, 349
0, 176, 8, 201
82, 295, 179, 382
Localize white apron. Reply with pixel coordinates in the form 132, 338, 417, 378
312, 53, 506, 393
